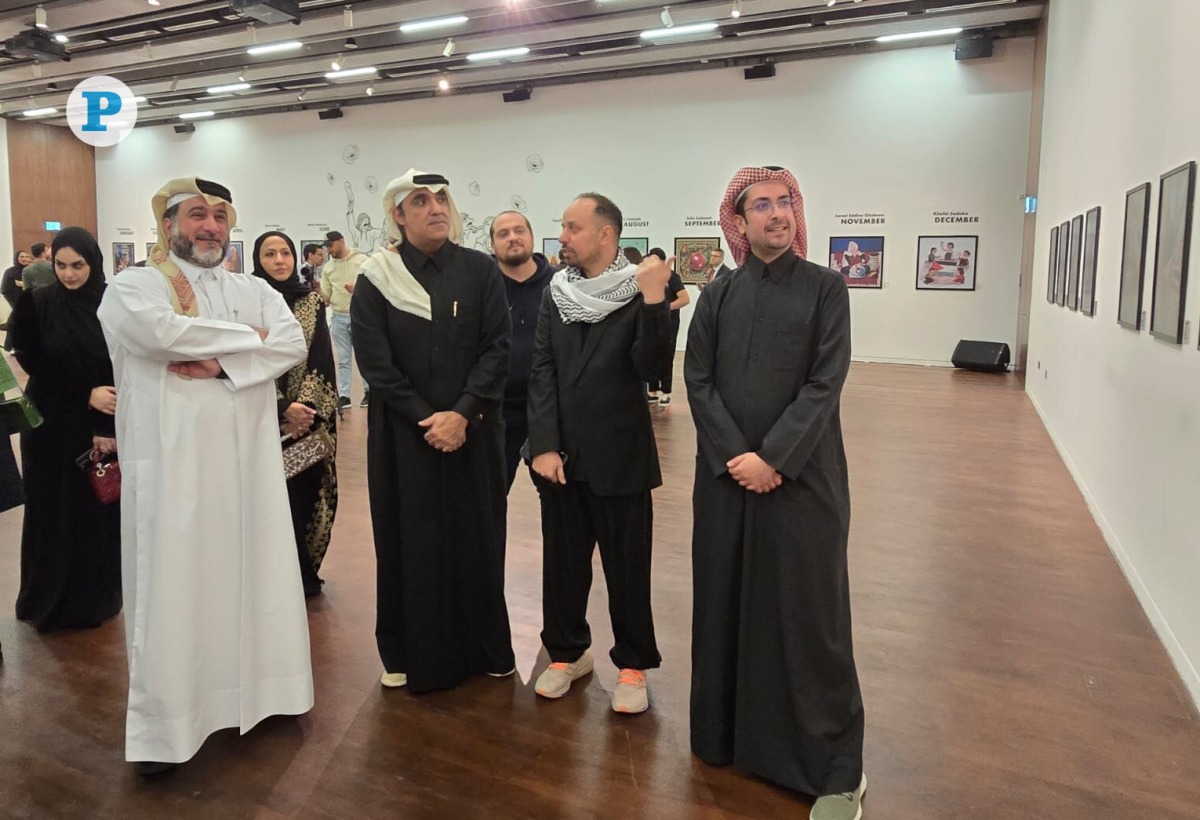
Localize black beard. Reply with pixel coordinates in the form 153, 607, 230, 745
500, 248, 532, 266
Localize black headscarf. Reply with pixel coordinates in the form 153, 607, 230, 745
251, 231, 310, 307
40, 226, 111, 382
1, 252, 26, 309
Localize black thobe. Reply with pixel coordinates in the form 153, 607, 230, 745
684, 250, 863, 796
351, 240, 514, 692
9, 288, 122, 632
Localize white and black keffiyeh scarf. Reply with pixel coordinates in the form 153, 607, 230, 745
550, 256, 640, 324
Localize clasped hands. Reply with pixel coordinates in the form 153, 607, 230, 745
167, 326, 268, 380
419, 411, 468, 453
727, 452, 783, 494
282, 403, 317, 438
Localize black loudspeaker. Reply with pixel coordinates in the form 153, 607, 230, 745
743, 63, 776, 81
955, 36, 994, 61
952, 340, 1010, 372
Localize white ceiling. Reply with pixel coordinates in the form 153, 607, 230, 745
0, 0, 1045, 126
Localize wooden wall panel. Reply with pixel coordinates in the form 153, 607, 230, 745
6, 119, 96, 258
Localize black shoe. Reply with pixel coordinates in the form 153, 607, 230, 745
360, 390, 370, 408
338, 396, 351, 410
134, 761, 177, 776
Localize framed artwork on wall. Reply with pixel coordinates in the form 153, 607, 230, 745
1046, 226, 1059, 303
1149, 160, 1196, 343
1056, 220, 1070, 306
145, 242, 156, 261
622, 237, 649, 255
829, 236, 883, 288
1117, 182, 1151, 329
542, 238, 562, 264
1066, 213, 1083, 310
112, 242, 134, 274
915, 235, 976, 290
674, 237, 721, 285
1079, 206, 1101, 317
222, 240, 244, 274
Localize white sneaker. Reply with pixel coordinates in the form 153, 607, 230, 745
380, 671, 408, 688
611, 668, 649, 714
658, 394, 672, 407
534, 650, 594, 698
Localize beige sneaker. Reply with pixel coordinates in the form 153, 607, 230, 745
380, 671, 408, 688
534, 650, 594, 698
611, 669, 649, 714
809, 773, 867, 820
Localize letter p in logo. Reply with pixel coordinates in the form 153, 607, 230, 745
67, 76, 137, 147
81, 90, 122, 132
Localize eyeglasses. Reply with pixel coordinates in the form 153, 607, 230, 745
746, 197, 793, 214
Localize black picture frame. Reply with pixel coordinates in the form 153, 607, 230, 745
914, 235, 977, 291
1117, 182, 1151, 330
1046, 226, 1059, 303
1056, 220, 1070, 306
1079, 206, 1101, 317
1150, 160, 1196, 344
1066, 214, 1083, 311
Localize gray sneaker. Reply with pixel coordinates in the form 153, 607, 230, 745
809, 774, 867, 820
534, 650, 594, 698
611, 668, 649, 714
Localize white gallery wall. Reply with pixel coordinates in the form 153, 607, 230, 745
0, 120, 12, 266
1028, 0, 1200, 704
96, 39, 1034, 363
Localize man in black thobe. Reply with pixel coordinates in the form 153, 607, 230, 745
527, 193, 673, 714
351, 169, 514, 693
685, 166, 866, 819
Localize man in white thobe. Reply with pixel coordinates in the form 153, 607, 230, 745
98, 177, 314, 774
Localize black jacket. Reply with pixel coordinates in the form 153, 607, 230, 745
500, 253, 555, 411
527, 288, 673, 496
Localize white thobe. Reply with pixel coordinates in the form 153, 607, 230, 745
98, 253, 314, 764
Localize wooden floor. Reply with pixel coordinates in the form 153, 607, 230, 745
2, 360, 1198, 819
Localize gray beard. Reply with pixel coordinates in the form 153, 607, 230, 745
170, 225, 228, 268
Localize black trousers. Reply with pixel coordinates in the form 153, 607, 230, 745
535, 477, 661, 670
646, 322, 680, 394
503, 406, 527, 492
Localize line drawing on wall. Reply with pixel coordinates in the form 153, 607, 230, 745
342, 144, 360, 164
365, 176, 379, 193
326, 172, 336, 185
346, 181, 384, 251
461, 212, 496, 253
468, 181, 481, 196
511, 195, 527, 212
526, 154, 544, 173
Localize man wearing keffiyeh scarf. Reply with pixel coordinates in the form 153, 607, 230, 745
527, 192, 674, 716
685, 166, 866, 820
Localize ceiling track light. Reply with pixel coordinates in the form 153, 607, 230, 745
661, 6, 673, 27
148, 0, 160, 5
365, 84, 375, 96
437, 77, 450, 92
442, 38, 456, 57
53, 33, 68, 44
297, 90, 306, 101
344, 37, 358, 49
237, 69, 246, 82
331, 54, 342, 71
143, 42, 154, 59
34, 5, 48, 30
731, 0, 742, 18
248, 22, 257, 44
343, 4, 353, 28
